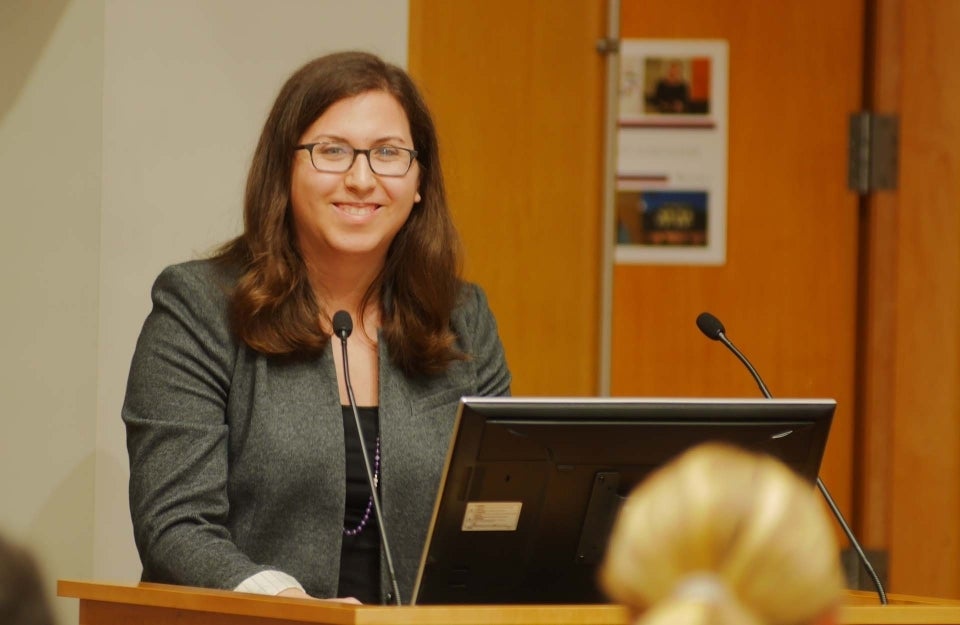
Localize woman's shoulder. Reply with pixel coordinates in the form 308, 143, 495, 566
453, 280, 487, 316
146, 258, 244, 334
452, 280, 500, 334
143, 258, 243, 355
153, 258, 239, 301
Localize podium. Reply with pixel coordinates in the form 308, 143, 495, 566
58, 580, 960, 625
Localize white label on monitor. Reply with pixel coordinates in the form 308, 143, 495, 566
461, 502, 522, 531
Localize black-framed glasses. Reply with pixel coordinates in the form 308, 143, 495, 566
295, 142, 418, 177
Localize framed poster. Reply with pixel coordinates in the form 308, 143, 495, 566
615, 39, 728, 265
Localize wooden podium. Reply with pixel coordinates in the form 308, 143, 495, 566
58, 580, 960, 625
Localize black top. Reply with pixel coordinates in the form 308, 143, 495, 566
338, 406, 381, 603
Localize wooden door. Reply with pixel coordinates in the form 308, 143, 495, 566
612, 1, 863, 526
409, 1, 606, 397
411, 0, 861, 539
860, 0, 960, 599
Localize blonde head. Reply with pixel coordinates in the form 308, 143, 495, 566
600, 443, 843, 625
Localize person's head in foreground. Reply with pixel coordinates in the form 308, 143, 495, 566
601, 443, 844, 625
0, 533, 55, 625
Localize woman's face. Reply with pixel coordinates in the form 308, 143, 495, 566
290, 89, 421, 268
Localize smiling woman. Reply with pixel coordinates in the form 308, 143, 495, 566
289, 90, 422, 285
121, 51, 511, 605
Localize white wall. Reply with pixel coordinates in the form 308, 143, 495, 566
2, 1, 408, 623
0, 2, 103, 625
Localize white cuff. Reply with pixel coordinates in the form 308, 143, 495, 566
234, 570, 305, 596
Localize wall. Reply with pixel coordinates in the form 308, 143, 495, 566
2, 2, 408, 623
0, 3, 103, 625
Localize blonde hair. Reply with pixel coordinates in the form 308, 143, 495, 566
600, 443, 843, 625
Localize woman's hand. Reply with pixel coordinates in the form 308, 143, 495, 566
277, 588, 362, 604
277, 587, 312, 599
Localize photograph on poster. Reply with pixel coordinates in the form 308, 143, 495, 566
621, 56, 713, 120
616, 190, 708, 246
616, 39, 728, 265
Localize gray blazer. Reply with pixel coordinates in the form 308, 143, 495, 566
123, 260, 511, 602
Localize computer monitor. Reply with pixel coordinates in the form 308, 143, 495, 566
411, 396, 835, 605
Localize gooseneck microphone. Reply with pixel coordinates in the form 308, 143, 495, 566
696, 313, 772, 398
696, 312, 888, 605
333, 310, 402, 605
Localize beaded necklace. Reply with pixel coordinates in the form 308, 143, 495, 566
343, 436, 380, 537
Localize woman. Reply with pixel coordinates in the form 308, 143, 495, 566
601, 443, 844, 625
123, 51, 511, 605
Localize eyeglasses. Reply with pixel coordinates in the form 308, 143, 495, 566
295, 142, 418, 177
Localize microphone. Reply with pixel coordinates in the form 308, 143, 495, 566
695, 313, 771, 398
695, 312, 888, 605
332, 310, 402, 605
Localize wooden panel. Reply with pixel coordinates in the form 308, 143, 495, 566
874, 0, 960, 599
613, 0, 863, 524
81, 602, 299, 625
58, 580, 960, 625
408, 1, 606, 396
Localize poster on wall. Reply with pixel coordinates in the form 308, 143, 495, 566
616, 39, 728, 265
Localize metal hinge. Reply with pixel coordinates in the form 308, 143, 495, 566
596, 37, 620, 54
848, 112, 899, 194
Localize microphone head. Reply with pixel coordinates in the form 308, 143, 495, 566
696, 312, 726, 340
332, 310, 353, 339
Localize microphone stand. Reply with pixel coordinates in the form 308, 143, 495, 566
334, 312, 403, 605
706, 319, 887, 605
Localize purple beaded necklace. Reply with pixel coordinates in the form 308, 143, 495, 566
343, 436, 380, 537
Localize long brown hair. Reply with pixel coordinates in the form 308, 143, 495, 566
215, 52, 465, 376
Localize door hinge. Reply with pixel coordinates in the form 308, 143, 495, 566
848, 112, 899, 194
596, 37, 620, 54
